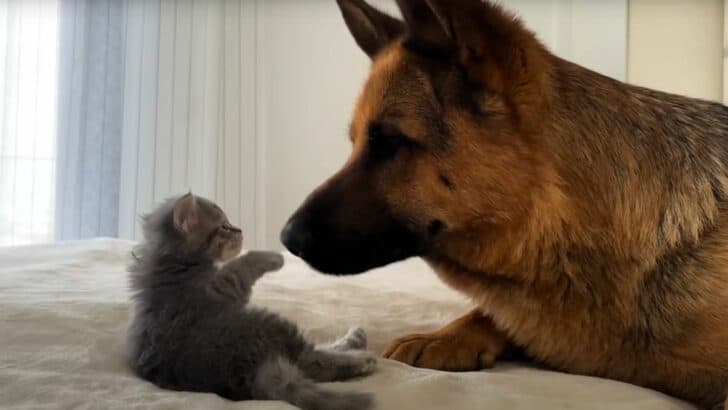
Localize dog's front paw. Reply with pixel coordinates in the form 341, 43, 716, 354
382, 311, 510, 371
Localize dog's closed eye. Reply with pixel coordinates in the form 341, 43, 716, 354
367, 122, 422, 160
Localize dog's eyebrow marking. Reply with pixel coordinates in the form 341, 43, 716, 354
439, 173, 455, 190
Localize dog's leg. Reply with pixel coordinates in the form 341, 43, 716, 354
382, 308, 515, 371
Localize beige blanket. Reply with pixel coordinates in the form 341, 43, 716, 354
0, 239, 694, 409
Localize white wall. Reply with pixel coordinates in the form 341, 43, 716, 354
628, 0, 724, 102
255, 1, 370, 250
255, 0, 628, 249
724, 0, 727, 104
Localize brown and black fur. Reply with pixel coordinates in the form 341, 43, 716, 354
280, 0, 728, 407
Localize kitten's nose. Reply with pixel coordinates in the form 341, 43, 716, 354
280, 219, 312, 258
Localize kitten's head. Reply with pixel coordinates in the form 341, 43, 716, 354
142, 193, 244, 263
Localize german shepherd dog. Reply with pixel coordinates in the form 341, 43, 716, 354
280, 0, 728, 407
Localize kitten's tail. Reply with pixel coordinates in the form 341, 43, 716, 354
252, 356, 373, 410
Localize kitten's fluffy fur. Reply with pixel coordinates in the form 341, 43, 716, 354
126, 194, 376, 410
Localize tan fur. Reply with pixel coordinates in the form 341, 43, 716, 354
382, 308, 510, 370
328, 0, 728, 407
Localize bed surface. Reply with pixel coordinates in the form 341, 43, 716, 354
0, 239, 694, 409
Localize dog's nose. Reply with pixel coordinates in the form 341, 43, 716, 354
280, 219, 312, 258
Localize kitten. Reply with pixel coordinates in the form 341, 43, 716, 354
126, 193, 376, 410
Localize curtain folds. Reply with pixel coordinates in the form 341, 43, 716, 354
53, 0, 257, 244
56, 0, 126, 240
119, 0, 256, 243
0, 0, 59, 246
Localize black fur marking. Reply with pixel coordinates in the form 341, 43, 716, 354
439, 173, 454, 190
402, 34, 455, 62
428, 219, 445, 236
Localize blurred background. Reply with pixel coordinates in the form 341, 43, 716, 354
0, 0, 726, 249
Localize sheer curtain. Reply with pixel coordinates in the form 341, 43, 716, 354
0, 0, 258, 247
59, 0, 258, 243
0, 0, 59, 246
55, 0, 126, 240
118, 0, 258, 244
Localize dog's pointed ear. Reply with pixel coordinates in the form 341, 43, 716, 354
337, 0, 405, 59
401, 0, 521, 64
395, 0, 450, 48
402, 0, 551, 132
422, 0, 490, 56
423, 0, 533, 68
405, 0, 545, 86
173, 193, 199, 234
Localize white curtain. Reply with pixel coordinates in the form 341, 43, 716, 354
0, 0, 59, 246
60, 0, 257, 243
56, 0, 126, 240
1, 0, 258, 246
118, 0, 258, 245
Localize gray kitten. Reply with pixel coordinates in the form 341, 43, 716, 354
126, 193, 376, 410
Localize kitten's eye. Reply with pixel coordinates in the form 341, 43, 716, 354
367, 122, 418, 161
220, 222, 241, 233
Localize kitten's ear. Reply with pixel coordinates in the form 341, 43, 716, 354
173, 193, 199, 234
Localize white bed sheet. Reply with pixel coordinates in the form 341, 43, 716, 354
0, 239, 694, 409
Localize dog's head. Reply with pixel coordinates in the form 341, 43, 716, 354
282, 0, 556, 274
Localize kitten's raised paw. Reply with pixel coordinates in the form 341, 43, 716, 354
247, 251, 284, 271
263, 253, 284, 271
343, 326, 367, 350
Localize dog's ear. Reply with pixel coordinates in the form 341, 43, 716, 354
337, 0, 405, 59
399, 0, 536, 82
395, 0, 449, 49
420, 0, 498, 60
399, 0, 552, 132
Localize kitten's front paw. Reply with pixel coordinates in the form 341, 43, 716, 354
247, 251, 284, 272
263, 252, 284, 271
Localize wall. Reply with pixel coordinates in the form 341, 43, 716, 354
256, 0, 628, 249
628, 0, 724, 102
724, 0, 727, 104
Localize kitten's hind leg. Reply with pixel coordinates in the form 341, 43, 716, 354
320, 327, 368, 352
252, 356, 373, 410
297, 347, 377, 382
